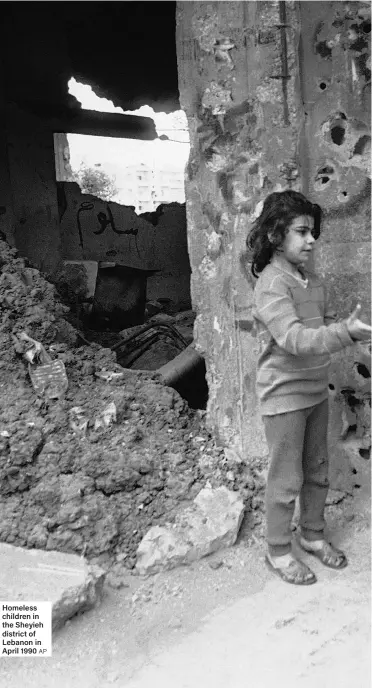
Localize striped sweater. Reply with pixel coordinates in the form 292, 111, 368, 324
253, 256, 354, 415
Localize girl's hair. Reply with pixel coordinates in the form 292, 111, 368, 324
245, 190, 322, 277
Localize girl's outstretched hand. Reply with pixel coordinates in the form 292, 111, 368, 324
346, 304, 372, 341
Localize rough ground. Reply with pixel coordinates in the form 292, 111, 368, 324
0, 238, 263, 572
0, 473, 369, 688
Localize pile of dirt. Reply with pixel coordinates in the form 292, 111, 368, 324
0, 239, 263, 570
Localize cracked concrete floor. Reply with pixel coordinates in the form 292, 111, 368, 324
0, 479, 370, 688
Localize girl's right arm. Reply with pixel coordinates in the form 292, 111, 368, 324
255, 277, 371, 357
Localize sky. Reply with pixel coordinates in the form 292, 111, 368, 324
66, 78, 190, 209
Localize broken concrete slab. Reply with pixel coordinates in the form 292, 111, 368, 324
0, 543, 105, 631
135, 485, 245, 575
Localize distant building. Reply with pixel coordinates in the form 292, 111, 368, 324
116, 162, 185, 213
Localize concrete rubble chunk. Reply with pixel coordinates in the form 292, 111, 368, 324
0, 543, 105, 631
135, 486, 245, 575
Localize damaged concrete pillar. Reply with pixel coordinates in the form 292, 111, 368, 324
300, 1, 371, 489
176, 1, 371, 486
176, 1, 304, 458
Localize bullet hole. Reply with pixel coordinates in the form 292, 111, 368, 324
354, 483, 361, 488
316, 41, 332, 59
338, 191, 348, 202
352, 468, 357, 475
341, 422, 357, 442
356, 363, 371, 378
361, 21, 371, 34
359, 447, 371, 460
353, 135, 371, 156
344, 392, 360, 408
315, 165, 335, 188
331, 125, 345, 145
319, 82, 327, 90
328, 383, 335, 390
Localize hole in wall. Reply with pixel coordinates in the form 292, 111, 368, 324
319, 82, 327, 90
353, 135, 371, 156
361, 21, 371, 34
356, 363, 371, 378
315, 41, 332, 58
314, 165, 335, 189
342, 423, 357, 441
331, 125, 345, 145
359, 448, 371, 460
328, 383, 335, 390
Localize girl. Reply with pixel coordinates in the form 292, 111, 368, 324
247, 190, 371, 585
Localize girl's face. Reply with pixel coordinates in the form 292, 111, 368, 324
278, 215, 316, 268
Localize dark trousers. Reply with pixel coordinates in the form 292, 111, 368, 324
263, 399, 329, 557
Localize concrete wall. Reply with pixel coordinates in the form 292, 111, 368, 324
58, 182, 160, 271
58, 185, 191, 312
146, 203, 192, 310
5, 106, 62, 276
176, 1, 370, 489
300, 1, 371, 489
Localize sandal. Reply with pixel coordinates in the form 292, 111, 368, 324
299, 537, 348, 570
265, 553, 317, 585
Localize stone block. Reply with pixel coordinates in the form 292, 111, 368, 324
0, 543, 105, 631
135, 486, 245, 575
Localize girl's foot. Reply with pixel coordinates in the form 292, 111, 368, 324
299, 536, 348, 569
265, 552, 317, 585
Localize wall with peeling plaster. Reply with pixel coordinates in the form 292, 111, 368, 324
300, 1, 371, 490
176, 0, 370, 490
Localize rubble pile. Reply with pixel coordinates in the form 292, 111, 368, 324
0, 238, 263, 571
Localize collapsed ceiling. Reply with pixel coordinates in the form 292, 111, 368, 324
2, 2, 179, 116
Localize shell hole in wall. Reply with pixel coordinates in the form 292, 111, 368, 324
331, 125, 345, 145
315, 41, 332, 58
356, 362, 371, 378
51, 80, 207, 409
353, 135, 371, 156
359, 448, 371, 460
314, 165, 335, 189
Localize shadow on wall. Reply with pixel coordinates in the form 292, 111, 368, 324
56, 182, 191, 329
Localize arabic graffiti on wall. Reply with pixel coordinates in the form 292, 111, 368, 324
58, 183, 159, 270
76, 201, 141, 258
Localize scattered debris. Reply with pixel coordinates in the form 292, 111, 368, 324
13, 331, 68, 399
135, 486, 245, 575
0, 237, 260, 572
